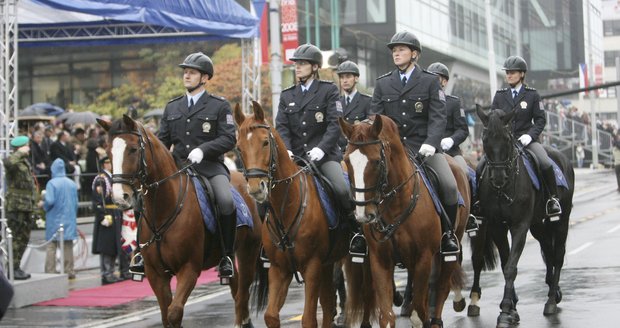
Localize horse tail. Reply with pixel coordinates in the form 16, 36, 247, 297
344, 258, 377, 326
450, 262, 466, 291
470, 226, 498, 272
250, 257, 269, 313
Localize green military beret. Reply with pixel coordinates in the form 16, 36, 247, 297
10, 135, 29, 148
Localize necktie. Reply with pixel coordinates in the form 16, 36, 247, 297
346, 96, 351, 106
513, 90, 518, 99
402, 76, 407, 86
189, 98, 194, 111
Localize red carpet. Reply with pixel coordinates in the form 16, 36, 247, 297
35, 269, 220, 307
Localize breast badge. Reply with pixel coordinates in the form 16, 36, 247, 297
315, 112, 324, 123
520, 101, 527, 109
202, 122, 211, 133
415, 102, 423, 112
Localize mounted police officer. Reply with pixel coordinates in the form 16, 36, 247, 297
369, 31, 460, 257
336, 60, 371, 153
276, 44, 366, 256
477, 55, 561, 217
132, 52, 238, 283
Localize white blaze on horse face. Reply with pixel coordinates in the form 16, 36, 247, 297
111, 137, 129, 205
349, 149, 368, 221
246, 132, 253, 140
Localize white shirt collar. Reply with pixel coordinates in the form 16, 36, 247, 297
400, 66, 415, 82
345, 90, 357, 100
511, 84, 522, 95
187, 90, 205, 107
301, 79, 314, 92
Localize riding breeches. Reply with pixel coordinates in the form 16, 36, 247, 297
526, 142, 552, 170
319, 160, 353, 212
424, 153, 459, 206
208, 174, 235, 216
451, 154, 469, 178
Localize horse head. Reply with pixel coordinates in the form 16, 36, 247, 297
234, 100, 286, 203
340, 115, 404, 224
476, 104, 518, 189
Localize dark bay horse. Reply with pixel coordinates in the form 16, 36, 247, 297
339, 115, 468, 328
98, 115, 263, 328
475, 106, 574, 327
233, 101, 350, 328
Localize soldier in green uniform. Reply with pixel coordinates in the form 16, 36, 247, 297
3, 135, 38, 280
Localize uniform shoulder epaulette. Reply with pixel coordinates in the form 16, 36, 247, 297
209, 94, 226, 101
167, 95, 184, 103
376, 72, 391, 80
524, 86, 536, 91
282, 84, 296, 91
359, 92, 372, 98
496, 88, 508, 93
446, 94, 459, 100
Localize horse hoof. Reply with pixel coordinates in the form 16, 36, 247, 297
467, 304, 480, 317
496, 312, 513, 328
544, 302, 558, 316
241, 319, 254, 328
510, 309, 520, 323
555, 288, 563, 304
453, 298, 466, 312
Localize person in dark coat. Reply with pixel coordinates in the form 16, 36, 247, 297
477, 55, 561, 218
276, 44, 365, 256
49, 130, 76, 174
91, 157, 124, 284
336, 60, 371, 153
369, 31, 460, 256
426, 62, 469, 174
30, 131, 51, 187
157, 52, 237, 282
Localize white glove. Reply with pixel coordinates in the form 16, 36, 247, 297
419, 144, 436, 157
518, 134, 532, 147
287, 150, 294, 159
440, 138, 454, 151
307, 147, 325, 161
188, 148, 204, 164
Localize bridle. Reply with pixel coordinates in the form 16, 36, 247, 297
346, 138, 389, 206
482, 126, 521, 204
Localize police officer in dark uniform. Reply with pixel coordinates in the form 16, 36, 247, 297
131, 52, 238, 282
478, 55, 561, 217
369, 31, 460, 256
276, 44, 366, 256
336, 60, 371, 153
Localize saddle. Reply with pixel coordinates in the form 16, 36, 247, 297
520, 148, 569, 191
304, 162, 344, 230
411, 155, 465, 215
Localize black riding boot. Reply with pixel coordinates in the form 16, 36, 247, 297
440, 204, 460, 260
218, 211, 237, 283
348, 212, 367, 262
542, 167, 562, 218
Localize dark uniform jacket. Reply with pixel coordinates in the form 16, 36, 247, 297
338, 92, 371, 153
3, 151, 37, 212
276, 79, 343, 163
91, 171, 122, 256
491, 86, 546, 141
50, 140, 76, 174
370, 65, 446, 153
443, 95, 469, 156
158, 92, 236, 178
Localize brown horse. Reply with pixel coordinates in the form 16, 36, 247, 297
234, 101, 350, 328
98, 115, 263, 328
339, 115, 469, 328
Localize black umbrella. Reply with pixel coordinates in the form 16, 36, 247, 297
63, 111, 101, 126
19, 103, 65, 117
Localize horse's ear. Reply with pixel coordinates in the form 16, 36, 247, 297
122, 114, 136, 130
97, 118, 111, 131
252, 100, 265, 122
502, 108, 518, 126
476, 104, 489, 127
370, 114, 383, 138
339, 117, 354, 140
233, 103, 245, 126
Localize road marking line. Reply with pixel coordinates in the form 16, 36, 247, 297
607, 223, 620, 234
568, 241, 594, 256
288, 314, 303, 321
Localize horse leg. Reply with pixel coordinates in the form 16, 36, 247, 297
468, 225, 485, 317
264, 266, 293, 328
400, 271, 414, 316
298, 258, 324, 328
233, 229, 260, 327
496, 224, 529, 328
368, 252, 395, 328
166, 265, 200, 328
544, 216, 569, 315
146, 270, 173, 327
319, 263, 337, 328
409, 251, 433, 328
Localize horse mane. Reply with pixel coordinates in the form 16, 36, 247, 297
485, 110, 509, 138
109, 117, 177, 169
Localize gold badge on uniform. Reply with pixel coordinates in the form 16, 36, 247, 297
415, 102, 423, 112
315, 112, 324, 123
202, 122, 211, 133
520, 101, 527, 109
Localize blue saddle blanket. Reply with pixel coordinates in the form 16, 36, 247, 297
468, 166, 477, 197
415, 162, 465, 216
313, 173, 350, 229
192, 177, 254, 234
521, 155, 569, 191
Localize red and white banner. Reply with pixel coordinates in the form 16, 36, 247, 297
281, 0, 299, 65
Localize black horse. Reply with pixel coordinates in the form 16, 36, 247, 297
472, 106, 574, 328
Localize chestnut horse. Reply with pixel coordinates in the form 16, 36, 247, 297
339, 115, 468, 328
233, 101, 350, 328
98, 116, 263, 328
475, 106, 574, 327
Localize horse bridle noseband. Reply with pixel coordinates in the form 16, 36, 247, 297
482, 127, 521, 203
346, 138, 389, 206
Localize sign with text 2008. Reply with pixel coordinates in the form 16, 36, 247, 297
281, 0, 298, 65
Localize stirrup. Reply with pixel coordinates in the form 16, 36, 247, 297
218, 256, 234, 285
349, 233, 367, 264
440, 233, 460, 263
259, 246, 270, 268
545, 198, 562, 221
128, 252, 145, 282
466, 214, 480, 237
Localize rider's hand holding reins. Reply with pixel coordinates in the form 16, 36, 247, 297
440, 138, 454, 151
188, 148, 204, 163
307, 147, 325, 161
419, 144, 436, 157
518, 134, 532, 147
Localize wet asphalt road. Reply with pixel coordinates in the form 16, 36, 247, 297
2, 168, 619, 328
